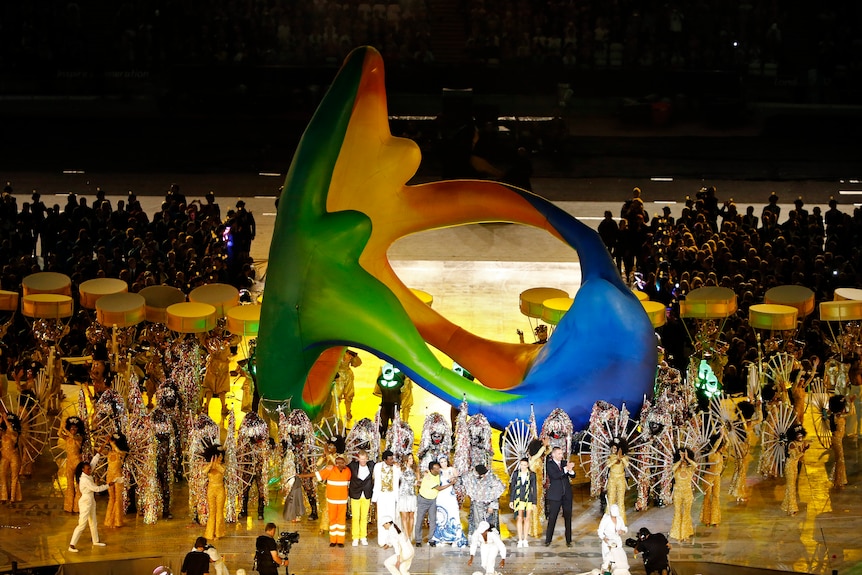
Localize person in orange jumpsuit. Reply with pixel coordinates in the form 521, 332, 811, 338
316, 453, 352, 547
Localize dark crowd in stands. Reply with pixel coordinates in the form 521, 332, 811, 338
2, 0, 860, 77
0, 183, 257, 298
598, 186, 862, 394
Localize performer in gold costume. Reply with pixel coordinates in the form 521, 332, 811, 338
60, 416, 85, 513
204, 446, 227, 540
105, 433, 128, 528
780, 426, 808, 515
606, 439, 630, 524
0, 411, 23, 502
669, 448, 695, 543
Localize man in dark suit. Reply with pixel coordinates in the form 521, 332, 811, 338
544, 446, 576, 547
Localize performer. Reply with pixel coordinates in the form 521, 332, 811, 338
334, 349, 360, 424
104, 432, 128, 528
398, 452, 419, 544
415, 460, 450, 546
281, 444, 304, 523
669, 448, 695, 543
150, 408, 178, 520
201, 325, 233, 419
729, 401, 756, 503
790, 357, 818, 425
60, 416, 85, 512
544, 446, 576, 547
597, 504, 627, 572
0, 411, 22, 503
463, 464, 504, 537
375, 363, 406, 435
431, 456, 467, 547
381, 516, 415, 575
68, 454, 114, 551
606, 439, 630, 523
527, 437, 548, 538
285, 409, 318, 522
829, 394, 850, 489
699, 438, 725, 527
204, 445, 227, 540
316, 453, 352, 547
348, 449, 375, 547
467, 521, 506, 575
781, 426, 809, 516
373, 450, 401, 547
509, 457, 536, 548
315, 438, 339, 533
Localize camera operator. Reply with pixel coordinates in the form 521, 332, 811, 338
626, 527, 670, 575
256, 523, 287, 575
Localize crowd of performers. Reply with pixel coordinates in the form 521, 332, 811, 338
0, 318, 859, 559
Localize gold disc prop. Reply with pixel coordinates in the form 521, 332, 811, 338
166, 302, 217, 333
140, 285, 187, 323
96, 293, 146, 328
834, 288, 862, 302
541, 297, 573, 326
519, 287, 569, 319
641, 300, 667, 328
227, 304, 262, 337
189, 283, 239, 317
679, 286, 738, 319
632, 290, 648, 302
748, 303, 798, 331
410, 288, 434, 307
22, 272, 71, 296
820, 300, 862, 322
764, 285, 815, 317
0, 290, 19, 311
22, 294, 74, 319
79, 278, 129, 309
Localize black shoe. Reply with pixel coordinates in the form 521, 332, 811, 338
309, 513, 318, 520
329, 543, 336, 547
258, 514, 264, 520
163, 513, 173, 520
238, 512, 247, 519
544, 541, 551, 547
428, 541, 436, 547
337, 543, 344, 548
415, 543, 422, 547
566, 542, 573, 548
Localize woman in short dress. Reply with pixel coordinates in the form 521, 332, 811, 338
398, 452, 418, 543
509, 457, 536, 547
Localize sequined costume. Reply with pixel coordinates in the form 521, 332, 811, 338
151, 408, 178, 519
283, 410, 318, 521
781, 439, 806, 514
237, 412, 271, 519
699, 449, 724, 526
0, 415, 22, 502
606, 451, 629, 524
418, 413, 452, 475
728, 422, 753, 502
202, 331, 233, 416
60, 424, 84, 512
205, 457, 227, 539
105, 445, 127, 527
334, 350, 360, 422
527, 445, 546, 538
463, 467, 505, 536
669, 459, 694, 542
831, 412, 848, 488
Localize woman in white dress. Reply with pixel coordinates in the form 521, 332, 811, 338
431, 456, 467, 547
398, 453, 418, 543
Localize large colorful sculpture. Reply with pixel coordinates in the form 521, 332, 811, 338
257, 46, 656, 431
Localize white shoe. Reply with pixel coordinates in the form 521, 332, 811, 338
361, 538, 368, 546
68, 546, 78, 553
352, 539, 359, 547
523, 540, 529, 548
93, 542, 107, 547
